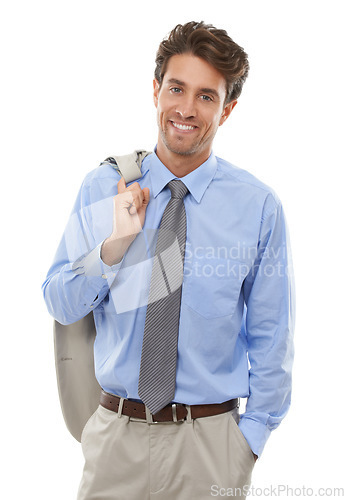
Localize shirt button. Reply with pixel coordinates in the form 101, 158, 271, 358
101, 274, 107, 279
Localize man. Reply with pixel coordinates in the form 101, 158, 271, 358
43, 21, 295, 500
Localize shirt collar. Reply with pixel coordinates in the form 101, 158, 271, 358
146, 148, 218, 203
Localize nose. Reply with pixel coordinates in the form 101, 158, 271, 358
175, 95, 196, 119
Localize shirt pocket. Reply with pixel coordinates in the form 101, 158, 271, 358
183, 257, 244, 319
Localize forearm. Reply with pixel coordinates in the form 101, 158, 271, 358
239, 327, 294, 457
42, 243, 119, 325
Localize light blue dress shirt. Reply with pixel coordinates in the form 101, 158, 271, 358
42, 150, 295, 457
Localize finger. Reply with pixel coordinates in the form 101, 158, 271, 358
126, 181, 141, 192
119, 181, 143, 206
117, 177, 126, 194
128, 187, 148, 215
142, 187, 150, 208
130, 185, 145, 209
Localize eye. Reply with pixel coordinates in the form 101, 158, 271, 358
170, 87, 182, 94
200, 94, 212, 102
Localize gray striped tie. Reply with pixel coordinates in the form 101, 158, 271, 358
138, 179, 188, 415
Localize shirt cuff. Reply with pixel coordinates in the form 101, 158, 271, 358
72, 242, 122, 280
238, 415, 272, 458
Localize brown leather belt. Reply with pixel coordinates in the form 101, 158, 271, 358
100, 390, 239, 423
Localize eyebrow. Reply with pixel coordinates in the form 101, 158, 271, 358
166, 78, 221, 100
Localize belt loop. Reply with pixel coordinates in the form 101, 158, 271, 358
145, 405, 154, 424
172, 404, 178, 422
117, 397, 124, 418
185, 405, 192, 424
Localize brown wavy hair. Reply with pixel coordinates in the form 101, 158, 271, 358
155, 21, 249, 105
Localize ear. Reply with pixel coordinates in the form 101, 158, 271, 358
219, 100, 237, 126
153, 79, 160, 108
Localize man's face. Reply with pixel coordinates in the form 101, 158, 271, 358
154, 53, 236, 165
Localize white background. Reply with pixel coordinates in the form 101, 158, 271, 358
1, 0, 344, 498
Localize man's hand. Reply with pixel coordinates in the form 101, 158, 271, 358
101, 178, 150, 266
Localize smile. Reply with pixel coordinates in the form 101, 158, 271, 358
171, 121, 197, 131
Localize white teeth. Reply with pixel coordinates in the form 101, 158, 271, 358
172, 122, 195, 131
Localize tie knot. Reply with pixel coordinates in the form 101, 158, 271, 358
168, 179, 189, 199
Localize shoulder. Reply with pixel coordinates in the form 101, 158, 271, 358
82, 162, 121, 187
76, 161, 122, 208
215, 156, 281, 215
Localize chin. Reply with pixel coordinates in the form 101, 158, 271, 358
164, 137, 200, 157
165, 142, 197, 156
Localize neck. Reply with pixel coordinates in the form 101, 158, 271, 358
156, 143, 211, 177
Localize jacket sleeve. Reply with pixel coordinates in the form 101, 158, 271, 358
42, 172, 119, 325
239, 194, 295, 457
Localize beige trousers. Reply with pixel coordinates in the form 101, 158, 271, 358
77, 403, 255, 500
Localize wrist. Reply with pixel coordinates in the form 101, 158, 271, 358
101, 235, 134, 266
